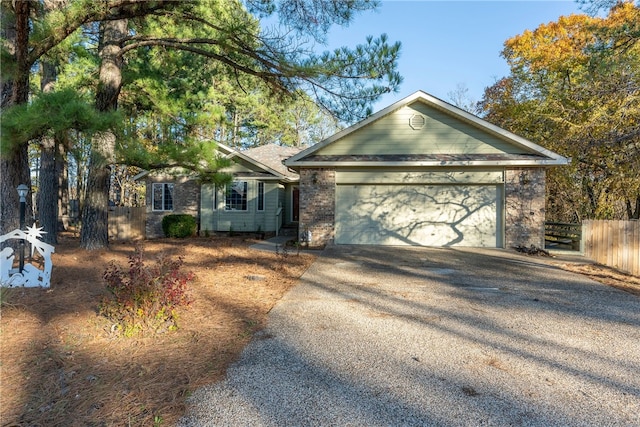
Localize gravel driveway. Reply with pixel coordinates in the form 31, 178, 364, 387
179, 245, 640, 426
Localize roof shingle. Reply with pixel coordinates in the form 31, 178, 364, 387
243, 144, 303, 179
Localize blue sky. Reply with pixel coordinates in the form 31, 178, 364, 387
323, 0, 585, 110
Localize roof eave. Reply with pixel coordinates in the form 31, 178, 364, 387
231, 174, 299, 182
132, 170, 150, 181
287, 159, 569, 168
286, 90, 569, 164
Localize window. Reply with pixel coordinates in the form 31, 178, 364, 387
225, 181, 247, 211
257, 182, 265, 211
152, 183, 174, 211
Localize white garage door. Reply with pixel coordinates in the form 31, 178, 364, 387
335, 184, 502, 247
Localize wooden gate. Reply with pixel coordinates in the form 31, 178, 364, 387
108, 207, 146, 240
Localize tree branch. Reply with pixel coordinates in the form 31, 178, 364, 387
120, 39, 287, 92
28, 0, 180, 66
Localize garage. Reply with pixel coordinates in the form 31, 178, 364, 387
284, 91, 568, 249
334, 170, 503, 246
335, 184, 502, 246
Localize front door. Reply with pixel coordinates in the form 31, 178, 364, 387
292, 186, 299, 222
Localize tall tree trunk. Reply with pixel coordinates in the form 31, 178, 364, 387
80, 18, 127, 249
626, 195, 640, 220
38, 60, 60, 244
58, 143, 70, 230
80, 132, 116, 249
0, 2, 15, 109
38, 138, 59, 243
0, 1, 33, 236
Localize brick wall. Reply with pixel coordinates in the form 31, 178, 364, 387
145, 175, 200, 238
299, 168, 335, 248
504, 168, 546, 249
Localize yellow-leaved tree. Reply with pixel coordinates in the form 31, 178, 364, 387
480, 1, 640, 221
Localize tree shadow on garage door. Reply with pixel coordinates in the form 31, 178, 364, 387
336, 184, 501, 246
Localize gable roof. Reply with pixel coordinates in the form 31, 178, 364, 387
285, 90, 569, 168
132, 142, 301, 182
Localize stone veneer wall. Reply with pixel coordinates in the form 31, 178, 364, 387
299, 168, 335, 248
504, 168, 546, 249
145, 175, 200, 238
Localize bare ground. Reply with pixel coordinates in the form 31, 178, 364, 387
1, 237, 637, 426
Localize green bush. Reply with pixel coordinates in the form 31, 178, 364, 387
100, 245, 194, 336
162, 214, 197, 238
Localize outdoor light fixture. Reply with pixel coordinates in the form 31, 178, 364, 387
17, 184, 28, 202
16, 184, 28, 272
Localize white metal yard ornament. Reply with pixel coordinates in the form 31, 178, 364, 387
0, 224, 55, 288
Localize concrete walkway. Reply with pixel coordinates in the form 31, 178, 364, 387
180, 245, 640, 426
249, 235, 294, 253
250, 235, 318, 254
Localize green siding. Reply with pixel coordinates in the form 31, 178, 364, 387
223, 162, 255, 174
200, 184, 215, 232
282, 185, 292, 223
261, 183, 282, 232
265, 183, 281, 232
316, 103, 531, 156
200, 181, 284, 233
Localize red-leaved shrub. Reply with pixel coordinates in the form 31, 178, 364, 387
100, 245, 194, 336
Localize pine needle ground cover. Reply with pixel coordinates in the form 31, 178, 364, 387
1, 236, 638, 425
0, 235, 315, 426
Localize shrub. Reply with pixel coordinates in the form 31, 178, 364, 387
100, 245, 194, 336
162, 214, 197, 238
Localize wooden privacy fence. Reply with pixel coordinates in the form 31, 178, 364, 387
583, 220, 640, 276
108, 207, 146, 240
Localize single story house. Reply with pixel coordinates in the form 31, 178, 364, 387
284, 90, 569, 248
141, 143, 302, 238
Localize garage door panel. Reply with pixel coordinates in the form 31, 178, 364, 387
336, 184, 501, 247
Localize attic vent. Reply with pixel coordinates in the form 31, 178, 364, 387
409, 114, 426, 130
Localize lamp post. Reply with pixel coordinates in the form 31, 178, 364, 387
16, 184, 28, 273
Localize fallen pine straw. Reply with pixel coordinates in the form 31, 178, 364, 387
0, 235, 315, 426
556, 262, 640, 297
